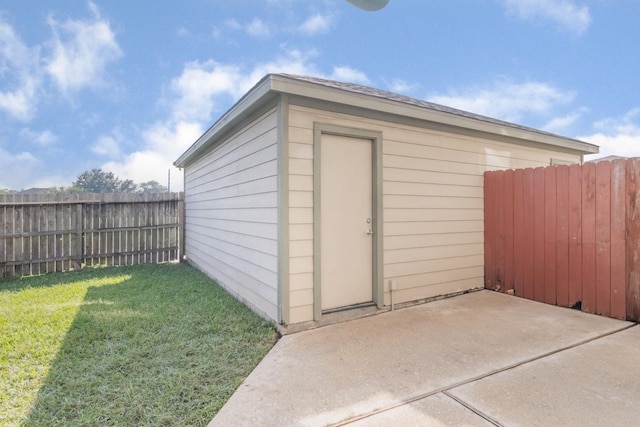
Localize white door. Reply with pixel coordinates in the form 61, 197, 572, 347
320, 134, 373, 311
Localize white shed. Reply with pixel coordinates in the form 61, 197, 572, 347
174, 74, 598, 332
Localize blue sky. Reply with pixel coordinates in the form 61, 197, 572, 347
1, 0, 639, 191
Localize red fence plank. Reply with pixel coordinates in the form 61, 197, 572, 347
494, 171, 506, 291
611, 159, 626, 319
556, 165, 570, 308
513, 169, 525, 297
595, 161, 612, 317
544, 166, 558, 305
627, 159, 640, 321
533, 167, 546, 303
568, 164, 583, 308
503, 169, 515, 293
582, 162, 597, 314
522, 168, 535, 300
484, 171, 496, 290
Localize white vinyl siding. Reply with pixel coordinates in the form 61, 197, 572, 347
287, 105, 581, 323
184, 109, 279, 321
287, 126, 315, 324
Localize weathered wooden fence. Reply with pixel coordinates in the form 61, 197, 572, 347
484, 158, 640, 322
0, 192, 184, 279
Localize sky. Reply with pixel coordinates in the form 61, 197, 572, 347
1, 0, 639, 191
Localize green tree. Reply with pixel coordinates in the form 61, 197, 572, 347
138, 180, 168, 193
71, 168, 138, 193
119, 179, 138, 193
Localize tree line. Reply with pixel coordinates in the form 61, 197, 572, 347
1, 169, 168, 194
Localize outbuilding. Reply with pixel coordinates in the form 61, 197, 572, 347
174, 74, 598, 332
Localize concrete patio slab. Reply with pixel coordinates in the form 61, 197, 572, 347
449, 326, 640, 426
210, 291, 634, 426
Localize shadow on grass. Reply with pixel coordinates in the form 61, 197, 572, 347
20, 263, 277, 427
0, 267, 120, 293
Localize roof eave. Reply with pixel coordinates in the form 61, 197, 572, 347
268, 74, 598, 155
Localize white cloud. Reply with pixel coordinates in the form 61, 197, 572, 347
542, 109, 586, 134
92, 135, 122, 157
243, 49, 322, 83
330, 66, 370, 85
0, 19, 42, 121
222, 12, 332, 39
0, 3, 120, 123
225, 19, 242, 31
501, 0, 591, 36
104, 49, 368, 190
45, 1, 122, 93
225, 17, 272, 39
297, 14, 333, 35
581, 109, 640, 159
19, 128, 58, 146
0, 147, 42, 189
169, 61, 244, 123
0, 77, 40, 121
247, 18, 271, 38
389, 79, 420, 95
427, 79, 575, 123
176, 27, 190, 37
103, 120, 203, 190
583, 133, 640, 159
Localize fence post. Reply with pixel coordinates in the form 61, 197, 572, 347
178, 192, 185, 261
483, 171, 494, 289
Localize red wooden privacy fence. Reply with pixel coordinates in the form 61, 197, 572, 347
484, 158, 640, 322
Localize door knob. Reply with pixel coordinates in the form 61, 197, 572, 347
366, 229, 374, 235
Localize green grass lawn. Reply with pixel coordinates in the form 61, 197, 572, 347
0, 263, 277, 427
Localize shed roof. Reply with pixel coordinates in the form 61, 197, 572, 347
587, 155, 630, 163
175, 73, 598, 167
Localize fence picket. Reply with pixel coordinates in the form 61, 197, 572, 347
533, 167, 546, 302
513, 169, 525, 297
568, 164, 583, 308
611, 160, 626, 319
626, 159, 640, 321
0, 192, 183, 279
544, 166, 558, 305
483, 170, 495, 290
493, 171, 505, 291
522, 168, 535, 300
556, 165, 570, 307
595, 161, 612, 317
581, 162, 597, 314
503, 169, 515, 294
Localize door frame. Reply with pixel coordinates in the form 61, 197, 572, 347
313, 123, 383, 321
